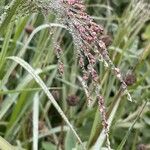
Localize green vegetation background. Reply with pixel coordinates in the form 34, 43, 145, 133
0, 0, 150, 150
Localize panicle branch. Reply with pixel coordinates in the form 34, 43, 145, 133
37, 0, 133, 148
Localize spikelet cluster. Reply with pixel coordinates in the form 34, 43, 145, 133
37, 0, 133, 148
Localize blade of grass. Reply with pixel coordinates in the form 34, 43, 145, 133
7, 56, 85, 150
0, 87, 61, 95
33, 93, 39, 150
0, 23, 13, 72
0, 136, 15, 150
117, 101, 147, 150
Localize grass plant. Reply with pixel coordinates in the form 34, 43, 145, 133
0, 0, 150, 150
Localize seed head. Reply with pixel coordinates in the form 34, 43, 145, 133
124, 72, 136, 86
25, 25, 34, 34
67, 95, 79, 106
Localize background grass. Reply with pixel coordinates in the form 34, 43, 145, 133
0, 0, 150, 150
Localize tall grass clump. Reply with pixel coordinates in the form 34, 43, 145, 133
0, 0, 150, 150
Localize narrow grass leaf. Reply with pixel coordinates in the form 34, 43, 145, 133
33, 93, 39, 150
0, 136, 15, 150
117, 102, 147, 150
